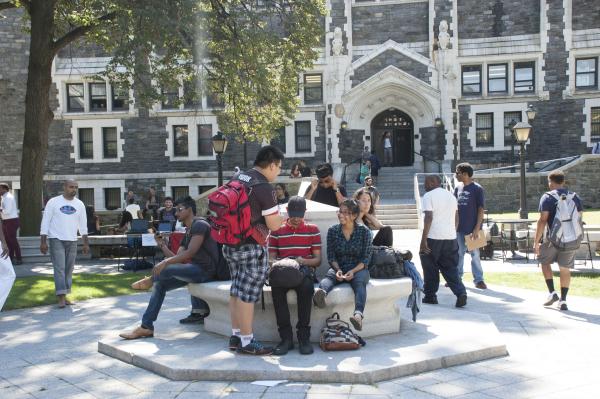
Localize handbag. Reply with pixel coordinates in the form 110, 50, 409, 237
368, 245, 408, 279
319, 312, 366, 351
268, 258, 304, 288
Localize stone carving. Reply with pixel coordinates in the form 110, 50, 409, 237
332, 27, 344, 56
438, 20, 450, 50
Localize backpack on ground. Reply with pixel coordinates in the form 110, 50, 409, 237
207, 180, 254, 246
319, 312, 366, 351
546, 191, 583, 250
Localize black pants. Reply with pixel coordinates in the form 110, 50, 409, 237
419, 238, 466, 298
372, 226, 393, 247
271, 276, 315, 342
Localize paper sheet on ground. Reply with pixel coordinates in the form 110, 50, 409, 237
251, 380, 288, 387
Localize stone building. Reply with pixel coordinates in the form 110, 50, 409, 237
1, 1, 600, 210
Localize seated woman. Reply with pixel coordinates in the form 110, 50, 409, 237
86, 205, 101, 236
312, 199, 372, 331
353, 188, 393, 247
289, 162, 302, 178
275, 183, 290, 205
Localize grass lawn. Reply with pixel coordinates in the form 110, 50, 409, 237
466, 272, 600, 298
488, 209, 600, 225
4, 273, 144, 311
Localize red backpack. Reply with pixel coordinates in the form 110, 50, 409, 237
207, 180, 254, 245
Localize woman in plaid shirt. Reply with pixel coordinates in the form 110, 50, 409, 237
312, 199, 373, 331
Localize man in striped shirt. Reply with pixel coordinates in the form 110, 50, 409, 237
268, 196, 322, 356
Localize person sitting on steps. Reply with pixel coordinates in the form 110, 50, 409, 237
313, 199, 372, 331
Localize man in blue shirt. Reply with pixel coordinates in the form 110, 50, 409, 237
533, 171, 583, 311
454, 163, 487, 289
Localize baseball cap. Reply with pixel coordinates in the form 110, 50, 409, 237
287, 196, 306, 218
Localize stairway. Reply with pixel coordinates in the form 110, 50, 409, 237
17, 236, 51, 263
344, 166, 420, 229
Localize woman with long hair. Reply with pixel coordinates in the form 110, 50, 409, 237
312, 199, 372, 331
275, 183, 290, 204
353, 188, 393, 247
289, 163, 302, 178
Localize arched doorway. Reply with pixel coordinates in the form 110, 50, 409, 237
371, 109, 414, 166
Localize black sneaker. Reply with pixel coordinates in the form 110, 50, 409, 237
558, 300, 568, 311
298, 340, 314, 355
237, 339, 273, 355
313, 289, 327, 308
179, 313, 206, 324
544, 292, 560, 307
422, 296, 438, 304
273, 338, 294, 356
228, 335, 241, 351
455, 294, 467, 308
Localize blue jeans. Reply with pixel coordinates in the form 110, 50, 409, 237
319, 268, 370, 314
141, 263, 213, 330
457, 232, 484, 283
49, 239, 78, 295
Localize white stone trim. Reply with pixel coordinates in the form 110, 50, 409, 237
351, 40, 434, 71
352, 42, 429, 58
70, 119, 124, 163
467, 103, 528, 152
572, 28, 600, 49
582, 98, 600, 147
282, 111, 320, 158
165, 178, 217, 199
75, 179, 126, 211
539, 0, 550, 100
165, 116, 219, 161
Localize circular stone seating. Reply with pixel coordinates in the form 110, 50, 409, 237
188, 278, 412, 343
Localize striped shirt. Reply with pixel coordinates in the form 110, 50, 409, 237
268, 220, 321, 259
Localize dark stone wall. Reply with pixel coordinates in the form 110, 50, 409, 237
338, 129, 365, 163
329, 0, 348, 55
352, 3, 429, 46
419, 127, 447, 163
0, 9, 28, 177
351, 50, 431, 87
572, 0, 600, 30
457, 0, 540, 39
434, 0, 454, 38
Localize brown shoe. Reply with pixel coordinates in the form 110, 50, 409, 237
131, 276, 153, 290
119, 326, 154, 340
475, 281, 488, 289
350, 313, 363, 331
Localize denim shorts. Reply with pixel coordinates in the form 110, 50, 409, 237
223, 244, 268, 303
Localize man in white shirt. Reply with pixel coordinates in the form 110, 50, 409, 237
0, 183, 22, 265
419, 175, 467, 308
125, 198, 142, 219
40, 180, 89, 308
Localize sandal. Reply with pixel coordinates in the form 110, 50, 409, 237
350, 313, 363, 331
131, 276, 153, 290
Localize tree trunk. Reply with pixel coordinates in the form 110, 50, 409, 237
19, 0, 57, 236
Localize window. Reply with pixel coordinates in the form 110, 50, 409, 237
488, 64, 507, 93
592, 107, 600, 142
462, 65, 482, 95
111, 85, 129, 111
184, 79, 201, 109
78, 188, 95, 206
295, 121, 311, 152
198, 185, 213, 195
198, 124, 213, 156
89, 83, 107, 111
503, 111, 522, 146
270, 127, 286, 153
162, 85, 179, 109
172, 186, 189, 199
104, 188, 121, 210
475, 113, 493, 147
102, 127, 118, 159
78, 128, 94, 159
67, 83, 84, 112
173, 125, 189, 157
576, 58, 597, 89
303, 74, 323, 104
514, 62, 535, 93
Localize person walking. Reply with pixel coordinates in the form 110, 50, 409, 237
0, 183, 22, 265
454, 163, 487, 289
40, 180, 89, 308
419, 175, 467, 307
534, 171, 583, 311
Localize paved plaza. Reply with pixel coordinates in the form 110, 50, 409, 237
1, 230, 599, 398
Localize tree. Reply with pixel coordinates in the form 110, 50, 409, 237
0, 0, 325, 235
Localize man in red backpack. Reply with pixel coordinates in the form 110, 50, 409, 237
224, 145, 284, 355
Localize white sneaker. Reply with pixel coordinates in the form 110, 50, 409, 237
543, 292, 559, 307
558, 300, 568, 311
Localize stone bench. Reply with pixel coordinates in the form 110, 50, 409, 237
188, 278, 413, 343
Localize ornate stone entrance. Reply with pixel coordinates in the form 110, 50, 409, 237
371, 109, 414, 166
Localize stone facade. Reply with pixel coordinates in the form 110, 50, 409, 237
457, 0, 540, 39
352, 3, 429, 46
351, 50, 431, 87
572, 0, 600, 30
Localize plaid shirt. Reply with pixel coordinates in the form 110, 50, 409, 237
326, 223, 373, 273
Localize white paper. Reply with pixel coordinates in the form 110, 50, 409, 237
250, 380, 287, 387
141, 233, 157, 247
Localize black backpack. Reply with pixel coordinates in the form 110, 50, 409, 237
187, 218, 231, 281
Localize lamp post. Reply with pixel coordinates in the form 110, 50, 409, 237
512, 121, 532, 219
212, 131, 228, 187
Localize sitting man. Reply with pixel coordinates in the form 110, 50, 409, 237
119, 196, 217, 339
158, 197, 177, 223
269, 196, 322, 355
304, 163, 347, 207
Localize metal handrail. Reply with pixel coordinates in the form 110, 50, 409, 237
476, 155, 580, 174
341, 157, 362, 188
413, 151, 442, 173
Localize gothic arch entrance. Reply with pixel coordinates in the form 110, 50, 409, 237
371, 109, 414, 166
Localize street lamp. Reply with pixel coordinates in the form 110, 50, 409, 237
212, 131, 228, 187
513, 121, 532, 219
526, 104, 537, 122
